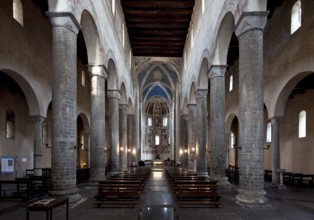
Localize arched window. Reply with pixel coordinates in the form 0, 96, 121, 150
122, 24, 125, 47
42, 120, 48, 145
163, 117, 168, 127
202, 0, 205, 14
6, 109, 15, 139
155, 135, 160, 145
266, 122, 272, 143
291, 0, 302, 34
112, 0, 116, 15
230, 131, 235, 148
81, 70, 86, 87
13, 0, 24, 26
229, 74, 233, 92
299, 110, 306, 138
148, 117, 152, 127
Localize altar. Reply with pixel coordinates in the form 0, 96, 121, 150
152, 160, 164, 167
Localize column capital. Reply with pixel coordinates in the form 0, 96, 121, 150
182, 114, 189, 120
46, 12, 80, 34
87, 65, 108, 79
187, 104, 197, 110
208, 65, 227, 78
32, 116, 45, 123
107, 89, 121, 99
119, 103, 128, 110
195, 89, 208, 99
269, 116, 284, 125
235, 11, 269, 38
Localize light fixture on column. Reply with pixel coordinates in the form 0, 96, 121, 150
132, 149, 136, 155
191, 147, 196, 154
128, 148, 131, 153
120, 147, 124, 152
179, 149, 183, 155
184, 149, 188, 154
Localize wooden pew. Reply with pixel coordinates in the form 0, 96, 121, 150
94, 183, 142, 207
175, 184, 220, 207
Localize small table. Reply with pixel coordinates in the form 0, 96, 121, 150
26, 197, 69, 220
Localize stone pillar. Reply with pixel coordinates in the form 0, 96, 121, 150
270, 117, 282, 185
48, 13, 81, 203
119, 104, 128, 171
107, 90, 120, 174
195, 90, 208, 176
187, 104, 197, 172
235, 12, 268, 204
88, 65, 107, 182
33, 116, 45, 176
209, 65, 228, 185
181, 114, 189, 169
127, 114, 134, 167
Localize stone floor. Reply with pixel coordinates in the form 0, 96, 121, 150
1, 167, 314, 220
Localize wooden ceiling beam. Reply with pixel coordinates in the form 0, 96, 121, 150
121, 1, 194, 9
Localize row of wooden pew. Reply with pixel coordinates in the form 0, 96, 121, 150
165, 168, 221, 208
94, 167, 151, 207
264, 169, 314, 187
0, 175, 51, 201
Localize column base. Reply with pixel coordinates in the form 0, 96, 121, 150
196, 172, 208, 177
49, 187, 81, 204
236, 188, 268, 204
278, 184, 286, 189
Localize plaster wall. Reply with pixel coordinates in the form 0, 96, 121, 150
0, 87, 33, 179
280, 90, 314, 174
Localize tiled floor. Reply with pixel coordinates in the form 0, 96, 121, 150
1, 167, 314, 220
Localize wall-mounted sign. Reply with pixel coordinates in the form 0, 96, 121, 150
1, 156, 14, 173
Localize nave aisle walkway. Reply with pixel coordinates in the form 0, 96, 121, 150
1, 167, 314, 220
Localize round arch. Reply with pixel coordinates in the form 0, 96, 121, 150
107, 58, 119, 90
212, 12, 235, 65
198, 57, 209, 89
189, 82, 197, 105
1, 69, 42, 116
127, 98, 133, 114
80, 10, 103, 66
120, 82, 127, 104
274, 71, 313, 118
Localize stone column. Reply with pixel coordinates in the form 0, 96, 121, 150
47, 13, 81, 203
187, 104, 197, 172
88, 65, 107, 182
107, 90, 120, 174
127, 114, 134, 167
270, 117, 282, 185
33, 116, 44, 176
209, 65, 228, 185
196, 89, 208, 176
180, 114, 189, 169
235, 12, 268, 204
119, 104, 128, 171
